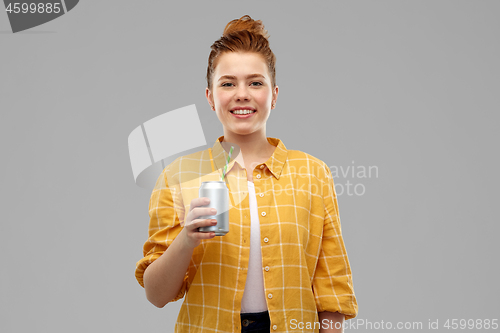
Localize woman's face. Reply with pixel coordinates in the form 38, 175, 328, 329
206, 52, 278, 138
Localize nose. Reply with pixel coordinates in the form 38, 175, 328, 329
235, 84, 250, 101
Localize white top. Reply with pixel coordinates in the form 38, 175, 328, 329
240, 181, 268, 313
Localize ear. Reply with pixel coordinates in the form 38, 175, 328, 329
206, 88, 215, 111
272, 85, 279, 109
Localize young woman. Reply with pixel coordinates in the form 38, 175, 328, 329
136, 15, 358, 333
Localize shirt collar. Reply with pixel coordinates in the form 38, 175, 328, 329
211, 135, 288, 180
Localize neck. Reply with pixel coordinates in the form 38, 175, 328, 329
222, 130, 272, 157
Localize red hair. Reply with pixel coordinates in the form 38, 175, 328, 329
206, 15, 277, 91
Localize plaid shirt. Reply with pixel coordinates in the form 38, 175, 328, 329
136, 136, 358, 332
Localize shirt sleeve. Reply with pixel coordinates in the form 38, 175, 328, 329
135, 169, 188, 302
311, 162, 358, 319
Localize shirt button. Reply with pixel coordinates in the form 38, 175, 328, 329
260, 165, 265, 169
273, 325, 278, 330
268, 293, 273, 299
261, 211, 266, 217
256, 174, 262, 179
265, 266, 270, 272
259, 193, 264, 197
264, 237, 269, 243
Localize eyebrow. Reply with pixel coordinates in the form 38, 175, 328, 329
217, 74, 266, 81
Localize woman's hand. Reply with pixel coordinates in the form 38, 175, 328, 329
180, 197, 217, 249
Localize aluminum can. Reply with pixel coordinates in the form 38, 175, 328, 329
198, 181, 229, 236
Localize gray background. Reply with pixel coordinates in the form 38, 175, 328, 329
1, 1, 499, 332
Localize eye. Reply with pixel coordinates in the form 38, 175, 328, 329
251, 81, 263, 86
221, 82, 234, 87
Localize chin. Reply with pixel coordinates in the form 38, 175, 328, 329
228, 128, 257, 136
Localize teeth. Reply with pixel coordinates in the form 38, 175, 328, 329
232, 109, 255, 115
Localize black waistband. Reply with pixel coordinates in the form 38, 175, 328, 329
240, 311, 270, 332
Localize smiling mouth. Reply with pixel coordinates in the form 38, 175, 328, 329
230, 109, 256, 115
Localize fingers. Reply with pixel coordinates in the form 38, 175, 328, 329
189, 230, 216, 240
181, 197, 219, 247
184, 219, 217, 241
185, 208, 217, 227
185, 218, 217, 232
190, 197, 211, 211
186, 197, 217, 225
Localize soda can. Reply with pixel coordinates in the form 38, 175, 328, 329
198, 181, 229, 236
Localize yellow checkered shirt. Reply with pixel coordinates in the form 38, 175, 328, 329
135, 136, 358, 332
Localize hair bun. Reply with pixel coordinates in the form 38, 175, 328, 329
223, 15, 270, 39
